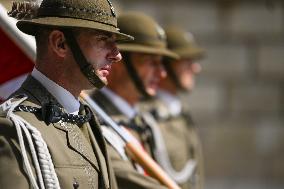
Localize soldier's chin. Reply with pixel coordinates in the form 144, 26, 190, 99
183, 80, 195, 91
86, 74, 108, 89
94, 70, 108, 87
99, 75, 108, 86
146, 87, 157, 97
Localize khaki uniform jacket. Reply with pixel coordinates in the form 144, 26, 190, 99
138, 96, 204, 189
90, 90, 166, 189
0, 76, 117, 189
178, 92, 204, 189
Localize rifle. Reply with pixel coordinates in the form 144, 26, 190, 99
80, 91, 181, 189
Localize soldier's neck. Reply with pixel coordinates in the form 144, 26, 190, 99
35, 64, 82, 99
159, 78, 178, 95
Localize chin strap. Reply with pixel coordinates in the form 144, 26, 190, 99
162, 59, 185, 91
62, 29, 106, 89
122, 53, 151, 99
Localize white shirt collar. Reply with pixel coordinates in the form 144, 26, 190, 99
101, 87, 137, 119
31, 68, 80, 114
157, 89, 182, 116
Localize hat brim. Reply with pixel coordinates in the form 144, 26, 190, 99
17, 17, 133, 42
118, 44, 179, 59
174, 46, 205, 60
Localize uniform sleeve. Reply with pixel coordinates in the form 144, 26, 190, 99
106, 143, 167, 189
0, 118, 30, 188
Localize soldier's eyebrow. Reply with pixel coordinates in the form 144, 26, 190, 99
72, 28, 113, 39
94, 32, 118, 43
89, 30, 113, 38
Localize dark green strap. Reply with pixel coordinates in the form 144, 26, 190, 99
162, 59, 184, 91
122, 53, 151, 99
62, 29, 106, 89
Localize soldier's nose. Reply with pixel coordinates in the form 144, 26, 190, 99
107, 44, 122, 63
158, 63, 167, 79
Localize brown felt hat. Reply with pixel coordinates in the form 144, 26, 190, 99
117, 12, 179, 59
13, 0, 133, 41
165, 26, 205, 60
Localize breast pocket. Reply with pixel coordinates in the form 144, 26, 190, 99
55, 165, 99, 189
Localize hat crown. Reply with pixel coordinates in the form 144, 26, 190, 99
37, 0, 117, 27
166, 27, 196, 50
118, 12, 166, 48
11, 0, 134, 41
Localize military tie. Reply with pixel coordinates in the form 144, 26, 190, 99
78, 104, 91, 142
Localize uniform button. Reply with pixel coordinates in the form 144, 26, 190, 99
73, 178, 79, 189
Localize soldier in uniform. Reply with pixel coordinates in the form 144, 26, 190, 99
88, 12, 178, 189
0, 0, 133, 188
148, 26, 206, 189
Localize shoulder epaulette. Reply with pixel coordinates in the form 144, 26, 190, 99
0, 94, 28, 117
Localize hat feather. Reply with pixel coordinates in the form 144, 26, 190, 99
8, 1, 42, 20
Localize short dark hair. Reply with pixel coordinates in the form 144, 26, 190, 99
35, 27, 53, 60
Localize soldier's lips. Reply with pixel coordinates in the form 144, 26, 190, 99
99, 65, 111, 77
148, 80, 159, 89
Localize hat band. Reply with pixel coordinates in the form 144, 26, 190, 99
37, 7, 117, 27
123, 34, 166, 48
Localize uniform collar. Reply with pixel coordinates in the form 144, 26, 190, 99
157, 89, 182, 116
31, 68, 80, 114
101, 87, 137, 119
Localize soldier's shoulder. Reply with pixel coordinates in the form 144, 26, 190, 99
0, 116, 14, 127
0, 94, 37, 113
0, 117, 16, 137
0, 94, 40, 119
0, 95, 30, 136
138, 98, 170, 121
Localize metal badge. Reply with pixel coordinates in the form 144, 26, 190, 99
156, 24, 166, 41
185, 32, 195, 43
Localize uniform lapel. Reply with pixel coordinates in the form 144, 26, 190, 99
53, 121, 100, 171
12, 75, 59, 106
87, 111, 111, 189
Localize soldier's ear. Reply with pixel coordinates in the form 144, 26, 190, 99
48, 30, 67, 58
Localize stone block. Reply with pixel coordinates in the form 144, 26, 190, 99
188, 81, 226, 113
121, 1, 220, 35
230, 83, 282, 113
166, 2, 219, 34
201, 44, 249, 78
229, 3, 283, 35
257, 45, 284, 79
201, 122, 284, 180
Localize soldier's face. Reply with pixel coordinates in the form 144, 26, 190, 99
76, 29, 122, 85
131, 53, 166, 96
172, 58, 202, 91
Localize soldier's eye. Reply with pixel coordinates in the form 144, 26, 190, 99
96, 35, 109, 41
99, 35, 109, 40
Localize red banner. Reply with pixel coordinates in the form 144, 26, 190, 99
0, 26, 33, 84
0, 26, 34, 101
